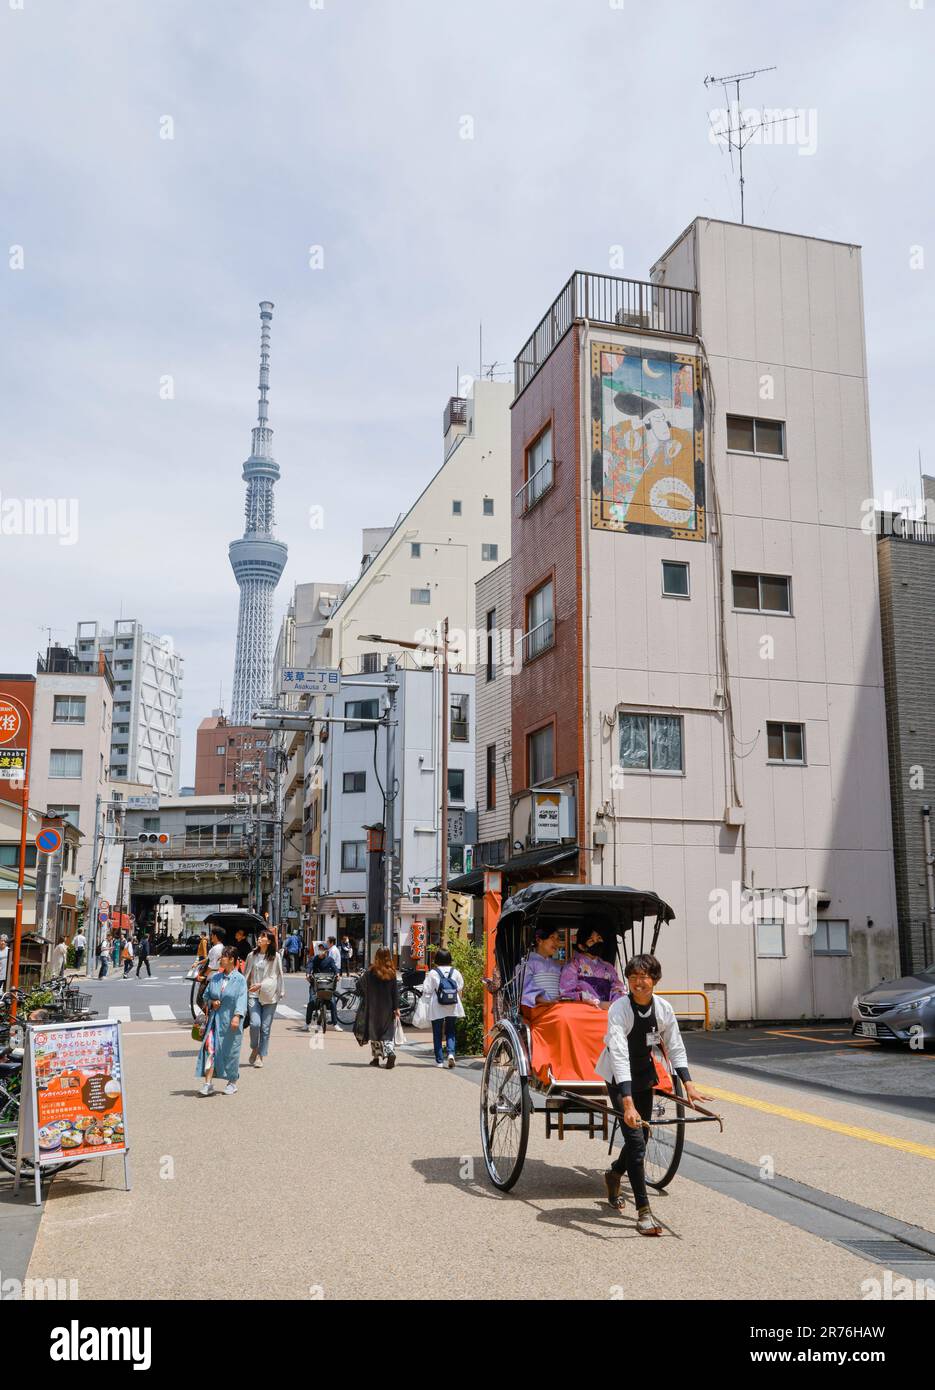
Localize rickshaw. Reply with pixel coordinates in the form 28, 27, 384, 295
481, 882, 721, 1193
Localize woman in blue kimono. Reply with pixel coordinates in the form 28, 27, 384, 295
197, 946, 248, 1096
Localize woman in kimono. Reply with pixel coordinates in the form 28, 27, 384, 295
197, 946, 248, 1096
559, 926, 627, 1009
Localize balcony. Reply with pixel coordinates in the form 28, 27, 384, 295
514, 271, 697, 396
443, 396, 467, 435
517, 457, 555, 514
38, 646, 115, 691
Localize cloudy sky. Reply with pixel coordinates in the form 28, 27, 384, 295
3, 0, 932, 783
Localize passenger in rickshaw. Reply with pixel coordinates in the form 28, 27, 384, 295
595, 953, 709, 1235
559, 925, 627, 1009
517, 923, 563, 1006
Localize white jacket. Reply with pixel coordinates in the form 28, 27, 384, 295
422, 966, 465, 1021
595, 993, 688, 1087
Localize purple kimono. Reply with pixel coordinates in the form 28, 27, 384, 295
559, 952, 626, 1005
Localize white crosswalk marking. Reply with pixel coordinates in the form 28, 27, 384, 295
275, 1003, 303, 1019
108, 1006, 131, 1022
148, 1005, 176, 1021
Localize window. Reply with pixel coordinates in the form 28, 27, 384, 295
343, 771, 366, 793
410, 542, 421, 558
726, 415, 786, 457
142, 816, 160, 832
486, 607, 497, 682
410, 588, 431, 605
345, 698, 379, 732
53, 695, 86, 724
528, 725, 554, 785
524, 579, 554, 661
452, 500, 462, 515
486, 743, 497, 811
447, 767, 465, 803
0, 845, 38, 869
341, 840, 366, 872
361, 652, 381, 674
767, 722, 805, 765
49, 749, 82, 779
813, 920, 850, 957
482, 543, 499, 562
755, 919, 786, 958
215, 745, 225, 755
619, 713, 684, 774
524, 425, 554, 510
732, 572, 791, 614
450, 693, 469, 742
46, 806, 80, 829
662, 561, 690, 598
483, 498, 494, 516
218, 783, 225, 793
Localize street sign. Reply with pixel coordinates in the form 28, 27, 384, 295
36, 827, 63, 855
281, 668, 341, 695
0, 747, 27, 780
0, 700, 21, 745
302, 856, 319, 898
126, 795, 159, 811
447, 808, 466, 845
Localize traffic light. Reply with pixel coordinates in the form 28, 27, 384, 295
138, 833, 169, 845
412, 884, 421, 904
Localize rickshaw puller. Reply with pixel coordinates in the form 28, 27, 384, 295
595, 953, 709, 1235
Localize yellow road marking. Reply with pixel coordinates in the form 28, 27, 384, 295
763, 1029, 876, 1047
702, 1085, 935, 1160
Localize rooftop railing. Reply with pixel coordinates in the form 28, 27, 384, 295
514, 271, 697, 395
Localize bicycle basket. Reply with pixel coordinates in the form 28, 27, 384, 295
64, 991, 92, 1016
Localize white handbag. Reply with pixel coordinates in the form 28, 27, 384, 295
412, 990, 431, 1030
393, 1017, 407, 1047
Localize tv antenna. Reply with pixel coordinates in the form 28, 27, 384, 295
703, 66, 797, 224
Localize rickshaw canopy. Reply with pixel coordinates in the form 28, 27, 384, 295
494, 882, 675, 982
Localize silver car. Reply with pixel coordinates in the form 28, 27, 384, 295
852, 964, 935, 1047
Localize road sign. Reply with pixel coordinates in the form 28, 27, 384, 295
36, 827, 63, 855
302, 856, 319, 898
0, 747, 26, 780
281, 668, 341, 695
126, 795, 159, 811
0, 700, 22, 745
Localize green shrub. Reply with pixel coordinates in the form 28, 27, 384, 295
448, 936, 485, 1056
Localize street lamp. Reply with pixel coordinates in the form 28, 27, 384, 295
359, 619, 458, 945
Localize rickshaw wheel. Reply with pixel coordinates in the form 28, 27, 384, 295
643, 1074, 685, 1190
480, 1030, 531, 1192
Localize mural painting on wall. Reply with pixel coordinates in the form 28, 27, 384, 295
590, 344, 705, 541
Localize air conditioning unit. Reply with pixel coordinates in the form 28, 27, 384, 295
614, 309, 650, 329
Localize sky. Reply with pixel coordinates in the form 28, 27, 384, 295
3, 0, 933, 785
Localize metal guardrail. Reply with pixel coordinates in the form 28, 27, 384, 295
514, 271, 697, 395
663, 989, 711, 1030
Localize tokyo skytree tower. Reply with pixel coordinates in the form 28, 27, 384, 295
229, 302, 288, 724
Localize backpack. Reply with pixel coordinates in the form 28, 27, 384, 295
435, 967, 458, 1007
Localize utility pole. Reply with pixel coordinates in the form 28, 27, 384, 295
440, 617, 450, 946
383, 655, 399, 954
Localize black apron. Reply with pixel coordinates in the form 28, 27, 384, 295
627, 1000, 659, 1093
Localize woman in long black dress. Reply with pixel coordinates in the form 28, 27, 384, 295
354, 947, 401, 1070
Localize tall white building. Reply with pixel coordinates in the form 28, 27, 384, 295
75, 619, 183, 795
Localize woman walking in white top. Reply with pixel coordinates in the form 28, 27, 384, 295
244, 929, 285, 1068
422, 948, 465, 1068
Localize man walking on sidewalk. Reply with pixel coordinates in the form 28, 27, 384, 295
72, 929, 87, 972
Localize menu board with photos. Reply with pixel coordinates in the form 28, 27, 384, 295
15, 1019, 131, 1205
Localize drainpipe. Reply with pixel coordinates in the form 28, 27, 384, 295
922, 805, 935, 966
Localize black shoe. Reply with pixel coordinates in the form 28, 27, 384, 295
369, 1058, 381, 1067
604, 1170, 625, 1211
385, 1054, 396, 1070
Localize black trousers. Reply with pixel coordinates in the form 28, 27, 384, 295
136, 957, 151, 977
608, 1084, 655, 1209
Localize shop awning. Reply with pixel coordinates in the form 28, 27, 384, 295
444, 843, 578, 895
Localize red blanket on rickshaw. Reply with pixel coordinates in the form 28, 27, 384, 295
521, 1002, 607, 1085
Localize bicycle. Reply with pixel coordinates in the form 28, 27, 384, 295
335, 973, 363, 1027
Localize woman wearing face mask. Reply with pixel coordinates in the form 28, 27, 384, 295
559, 925, 627, 1009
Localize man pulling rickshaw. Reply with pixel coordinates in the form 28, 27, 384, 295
480, 883, 721, 1224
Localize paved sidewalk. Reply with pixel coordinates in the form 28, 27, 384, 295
20, 1014, 919, 1300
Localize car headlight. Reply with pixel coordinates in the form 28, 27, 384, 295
852, 995, 862, 1012
907, 993, 934, 1011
